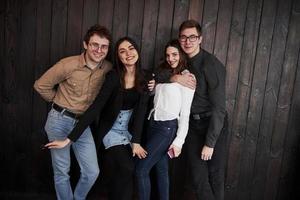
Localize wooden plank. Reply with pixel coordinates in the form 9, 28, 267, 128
127, 0, 144, 47
98, 0, 114, 32
112, 0, 129, 42
188, 0, 204, 23
0, 0, 7, 193
140, 0, 159, 70
250, 0, 292, 199
225, 0, 248, 162
0, 0, 5, 124
237, 0, 277, 199
264, 0, 300, 198
213, 0, 234, 63
13, 0, 37, 193
200, 0, 219, 52
171, 0, 190, 38
2, 0, 21, 193
50, 0, 68, 63
276, 50, 300, 200
153, 0, 174, 67
225, 0, 263, 198
81, 0, 99, 43
31, 0, 53, 194
65, 0, 84, 55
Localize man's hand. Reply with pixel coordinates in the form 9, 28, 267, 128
44, 138, 71, 149
201, 145, 214, 161
132, 143, 148, 159
171, 73, 196, 89
169, 144, 182, 158
148, 79, 155, 92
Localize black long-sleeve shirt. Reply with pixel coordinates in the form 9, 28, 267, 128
188, 49, 226, 148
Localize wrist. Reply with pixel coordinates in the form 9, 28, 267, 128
170, 74, 178, 83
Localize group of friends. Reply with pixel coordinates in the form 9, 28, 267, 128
34, 19, 227, 200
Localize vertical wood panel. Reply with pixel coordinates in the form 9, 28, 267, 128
31, 0, 54, 194
276, 51, 300, 200
112, 0, 129, 41
225, 0, 248, 158
128, 0, 144, 48
264, 0, 300, 198
1, 0, 300, 199
65, 0, 84, 55
237, 0, 277, 199
188, 0, 204, 23
0, 0, 7, 192
81, 0, 99, 42
50, 0, 68, 63
14, 0, 37, 193
276, 50, 300, 200
250, 0, 292, 199
214, 0, 234, 63
98, 0, 114, 32
226, 0, 263, 199
201, 0, 219, 52
154, 0, 175, 67
140, 0, 159, 70
3, 0, 21, 193
172, 0, 190, 37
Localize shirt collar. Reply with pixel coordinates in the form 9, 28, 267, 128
80, 52, 104, 70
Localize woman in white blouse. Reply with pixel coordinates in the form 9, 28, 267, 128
135, 39, 195, 200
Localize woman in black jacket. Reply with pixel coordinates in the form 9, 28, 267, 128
45, 37, 153, 200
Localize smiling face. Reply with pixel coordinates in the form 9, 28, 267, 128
83, 34, 109, 65
166, 46, 180, 69
179, 27, 202, 58
118, 40, 139, 67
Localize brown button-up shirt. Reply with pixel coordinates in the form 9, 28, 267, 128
34, 53, 112, 114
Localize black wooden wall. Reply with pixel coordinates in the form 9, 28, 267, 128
0, 0, 299, 199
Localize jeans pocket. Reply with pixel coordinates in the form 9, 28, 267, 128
149, 122, 176, 139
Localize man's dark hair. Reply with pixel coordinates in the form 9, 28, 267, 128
83, 24, 112, 44
179, 19, 202, 36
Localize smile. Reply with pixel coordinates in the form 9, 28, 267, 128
126, 56, 135, 61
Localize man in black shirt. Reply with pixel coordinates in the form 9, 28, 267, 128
172, 20, 228, 200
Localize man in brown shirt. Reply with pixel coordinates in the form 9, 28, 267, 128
34, 24, 112, 200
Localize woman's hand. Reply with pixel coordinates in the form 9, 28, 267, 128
201, 145, 214, 161
169, 144, 182, 158
132, 143, 148, 159
148, 79, 155, 92
44, 138, 71, 149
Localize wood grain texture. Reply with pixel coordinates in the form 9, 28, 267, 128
0, 0, 299, 199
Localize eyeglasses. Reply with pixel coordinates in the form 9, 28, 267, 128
179, 35, 200, 42
88, 42, 109, 51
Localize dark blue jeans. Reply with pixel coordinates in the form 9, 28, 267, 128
135, 118, 177, 200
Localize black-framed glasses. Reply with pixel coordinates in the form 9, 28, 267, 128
179, 35, 200, 42
88, 42, 109, 51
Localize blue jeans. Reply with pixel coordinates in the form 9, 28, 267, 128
45, 108, 100, 200
135, 118, 177, 200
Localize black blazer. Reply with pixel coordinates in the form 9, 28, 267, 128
68, 70, 150, 146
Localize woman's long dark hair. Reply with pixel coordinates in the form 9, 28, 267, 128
115, 37, 146, 92
157, 39, 187, 75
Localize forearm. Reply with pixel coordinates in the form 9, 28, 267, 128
34, 80, 56, 101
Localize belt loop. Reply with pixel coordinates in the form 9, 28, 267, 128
60, 108, 66, 116
148, 109, 154, 120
